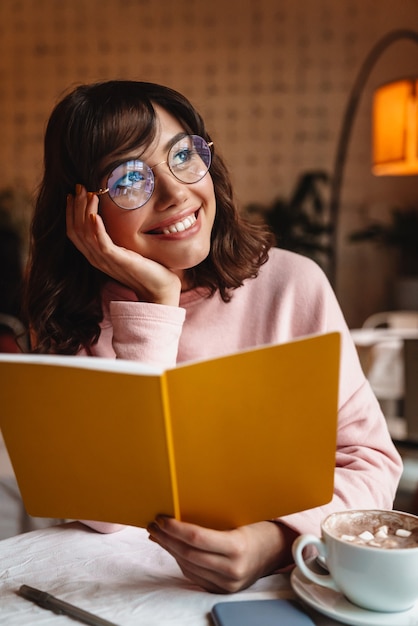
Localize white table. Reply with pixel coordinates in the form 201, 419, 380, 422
351, 328, 418, 511
0, 522, 337, 625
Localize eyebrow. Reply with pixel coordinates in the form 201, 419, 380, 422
147, 132, 189, 169
102, 132, 189, 180
162, 132, 189, 153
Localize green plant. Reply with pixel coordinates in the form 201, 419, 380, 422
243, 171, 332, 271
0, 187, 32, 259
349, 207, 418, 276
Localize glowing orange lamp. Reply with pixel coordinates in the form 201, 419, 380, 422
328, 29, 418, 286
372, 79, 418, 175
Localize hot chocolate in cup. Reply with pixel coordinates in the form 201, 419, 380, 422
292, 509, 418, 613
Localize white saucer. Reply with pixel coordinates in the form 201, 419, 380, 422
290, 565, 418, 626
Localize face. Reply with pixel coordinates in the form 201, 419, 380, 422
98, 106, 216, 285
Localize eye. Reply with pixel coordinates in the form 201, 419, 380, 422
171, 147, 194, 169
116, 170, 146, 188
128, 170, 145, 183
108, 161, 149, 196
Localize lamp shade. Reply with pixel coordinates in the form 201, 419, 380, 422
372, 78, 418, 175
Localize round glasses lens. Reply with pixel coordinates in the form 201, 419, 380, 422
107, 160, 154, 210
168, 135, 212, 184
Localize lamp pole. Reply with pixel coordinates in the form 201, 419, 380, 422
328, 29, 418, 289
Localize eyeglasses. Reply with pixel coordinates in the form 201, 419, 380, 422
92, 135, 213, 210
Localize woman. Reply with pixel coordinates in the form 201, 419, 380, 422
24, 80, 402, 593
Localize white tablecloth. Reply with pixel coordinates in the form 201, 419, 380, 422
0, 522, 336, 625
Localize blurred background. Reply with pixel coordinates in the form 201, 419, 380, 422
1, 0, 418, 537
1, 0, 418, 327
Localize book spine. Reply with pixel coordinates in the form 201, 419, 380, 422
160, 374, 181, 520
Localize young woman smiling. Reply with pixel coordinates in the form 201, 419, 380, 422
24, 80, 402, 594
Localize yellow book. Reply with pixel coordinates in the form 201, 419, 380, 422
0, 332, 340, 530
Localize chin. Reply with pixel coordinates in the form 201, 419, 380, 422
163, 246, 211, 272
180, 250, 210, 271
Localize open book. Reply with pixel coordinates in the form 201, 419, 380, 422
0, 332, 340, 530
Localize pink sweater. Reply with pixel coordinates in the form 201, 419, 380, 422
84, 247, 402, 536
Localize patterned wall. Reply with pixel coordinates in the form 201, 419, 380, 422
1, 0, 418, 324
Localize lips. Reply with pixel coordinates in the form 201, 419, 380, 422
147, 211, 198, 235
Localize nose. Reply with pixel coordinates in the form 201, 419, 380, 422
151, 162, 188, 210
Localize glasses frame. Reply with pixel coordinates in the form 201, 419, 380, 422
91, 135, 213, 211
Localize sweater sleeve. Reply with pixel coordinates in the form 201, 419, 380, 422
278, 379, 403, 537
86, 282, 186, 370
110, 301, 185, 368
275, 260, 403, 539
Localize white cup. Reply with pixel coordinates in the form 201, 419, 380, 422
292, 509, 418, 613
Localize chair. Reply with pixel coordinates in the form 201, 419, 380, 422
389, 337, 418, 516
0, 313, 29, 353
362, 310, 418, 330
404, 338, 418, 441
360, 313, 418, 514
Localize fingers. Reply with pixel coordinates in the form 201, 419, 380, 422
147, 517, 252, 592
65, 184, 182, 304
174, 549, 247, 593
66, 184, 93, 232
66, 185, 98, 256
147, 518, 289, 593
66, 185, 119, 271
175, 560, 233, 594
149, 515, 234, 555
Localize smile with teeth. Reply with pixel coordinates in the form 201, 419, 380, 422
160, 213, 197, 234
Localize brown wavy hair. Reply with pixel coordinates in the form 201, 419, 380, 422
24, 80, 273, 354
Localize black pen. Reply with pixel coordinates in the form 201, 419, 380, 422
17, 584, 119, 626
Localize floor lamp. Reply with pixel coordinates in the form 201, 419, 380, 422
328, 28, 418, 288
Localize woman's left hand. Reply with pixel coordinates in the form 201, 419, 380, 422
147, 516, 297, 593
